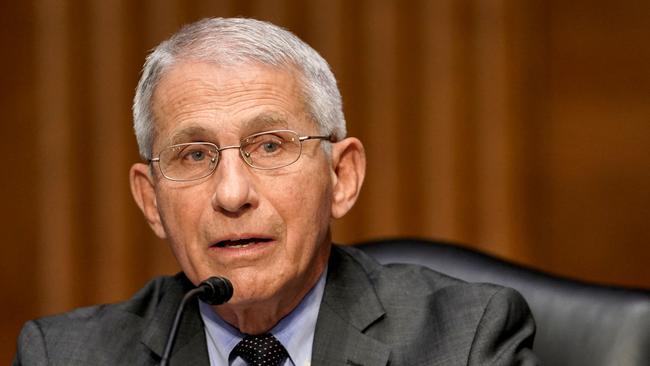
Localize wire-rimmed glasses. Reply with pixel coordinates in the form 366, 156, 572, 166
148, 129, 332, 181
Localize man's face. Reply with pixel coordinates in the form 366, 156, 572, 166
144, 61, 334, 308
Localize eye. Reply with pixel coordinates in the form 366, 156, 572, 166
261, 140, 281, 153
188, 150, 205, 161
245, 134, 285, 155
177, 145, 212, 162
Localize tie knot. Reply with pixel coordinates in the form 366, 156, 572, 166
232, 333, 289, 366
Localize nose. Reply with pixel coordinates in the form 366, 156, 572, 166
210, 147, 257, 214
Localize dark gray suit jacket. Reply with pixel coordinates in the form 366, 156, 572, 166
14, 246, 537, 365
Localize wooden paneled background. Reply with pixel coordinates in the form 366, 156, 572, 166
1, 0, 649, 361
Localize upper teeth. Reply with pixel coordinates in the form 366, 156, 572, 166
227, 242, 251, 248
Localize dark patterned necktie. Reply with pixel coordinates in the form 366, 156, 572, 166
231, 333, 289, 366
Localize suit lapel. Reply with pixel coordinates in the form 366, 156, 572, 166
312, 247, 391, 366
166, 326, 211, 365
141, 274, 210, 365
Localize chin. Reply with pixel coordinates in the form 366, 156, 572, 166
225, 274, 281, 303
225, 288, 277, 308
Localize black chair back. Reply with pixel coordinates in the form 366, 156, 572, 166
356, 238, 650, 366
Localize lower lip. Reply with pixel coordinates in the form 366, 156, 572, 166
208, 240, 275, 258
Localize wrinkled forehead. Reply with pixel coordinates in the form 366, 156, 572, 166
149, 60, 315, 148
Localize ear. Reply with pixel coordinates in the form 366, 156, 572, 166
130, 163, 167, 239
330, 137, 366, 219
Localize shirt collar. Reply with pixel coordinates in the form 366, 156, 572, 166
199, 267, 327, 365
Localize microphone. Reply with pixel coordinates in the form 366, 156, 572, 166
197, 276, 234, 305
159, 277, 233, 366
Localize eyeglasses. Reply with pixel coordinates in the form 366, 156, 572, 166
148, 129, 332, 181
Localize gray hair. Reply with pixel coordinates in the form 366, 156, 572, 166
133, 17, 346, 159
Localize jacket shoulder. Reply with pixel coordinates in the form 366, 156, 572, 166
337, 244, 490, 293
333, 245, 537, 365
35, 274, 178, 327
14, 274, 187, 365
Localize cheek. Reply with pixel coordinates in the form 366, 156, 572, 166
157, 181, 210, 222
156, 187, 207, 249
156, 187, 215, 284
277, 171, 333, 252
158, 192, 192, 231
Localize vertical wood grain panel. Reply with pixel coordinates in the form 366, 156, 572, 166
34, 0, 78, 315
0, 1, 38, 362
304, 0, 343, 71
250, 0, 290, 25
141, 0, 186, 50
498, 0, 545, 263
472, 0, 516, 253
192, 0, 238, 18
540, 0, 650, 286
359, 0, 401, 238
417, 0, 462, 239
446, 0, 480, 246
88, 0, 132, 303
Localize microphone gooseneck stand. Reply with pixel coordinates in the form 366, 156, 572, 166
159, 277, 233, 366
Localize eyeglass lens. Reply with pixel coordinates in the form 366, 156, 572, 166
158, 130, 303, 181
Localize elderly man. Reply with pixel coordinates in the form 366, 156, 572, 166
14, 18, 537, 365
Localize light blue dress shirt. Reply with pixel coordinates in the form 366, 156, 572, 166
199, 268, 327, 366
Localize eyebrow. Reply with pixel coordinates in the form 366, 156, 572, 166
168, 125, 212, 146
165, 112, 293, 146
242, 112, 290, 132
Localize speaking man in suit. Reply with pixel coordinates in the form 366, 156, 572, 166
14, 17, 537, 365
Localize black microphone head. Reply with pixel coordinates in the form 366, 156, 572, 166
198, 276, 233, 305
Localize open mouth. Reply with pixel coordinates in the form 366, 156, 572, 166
212, 237, 273, 249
